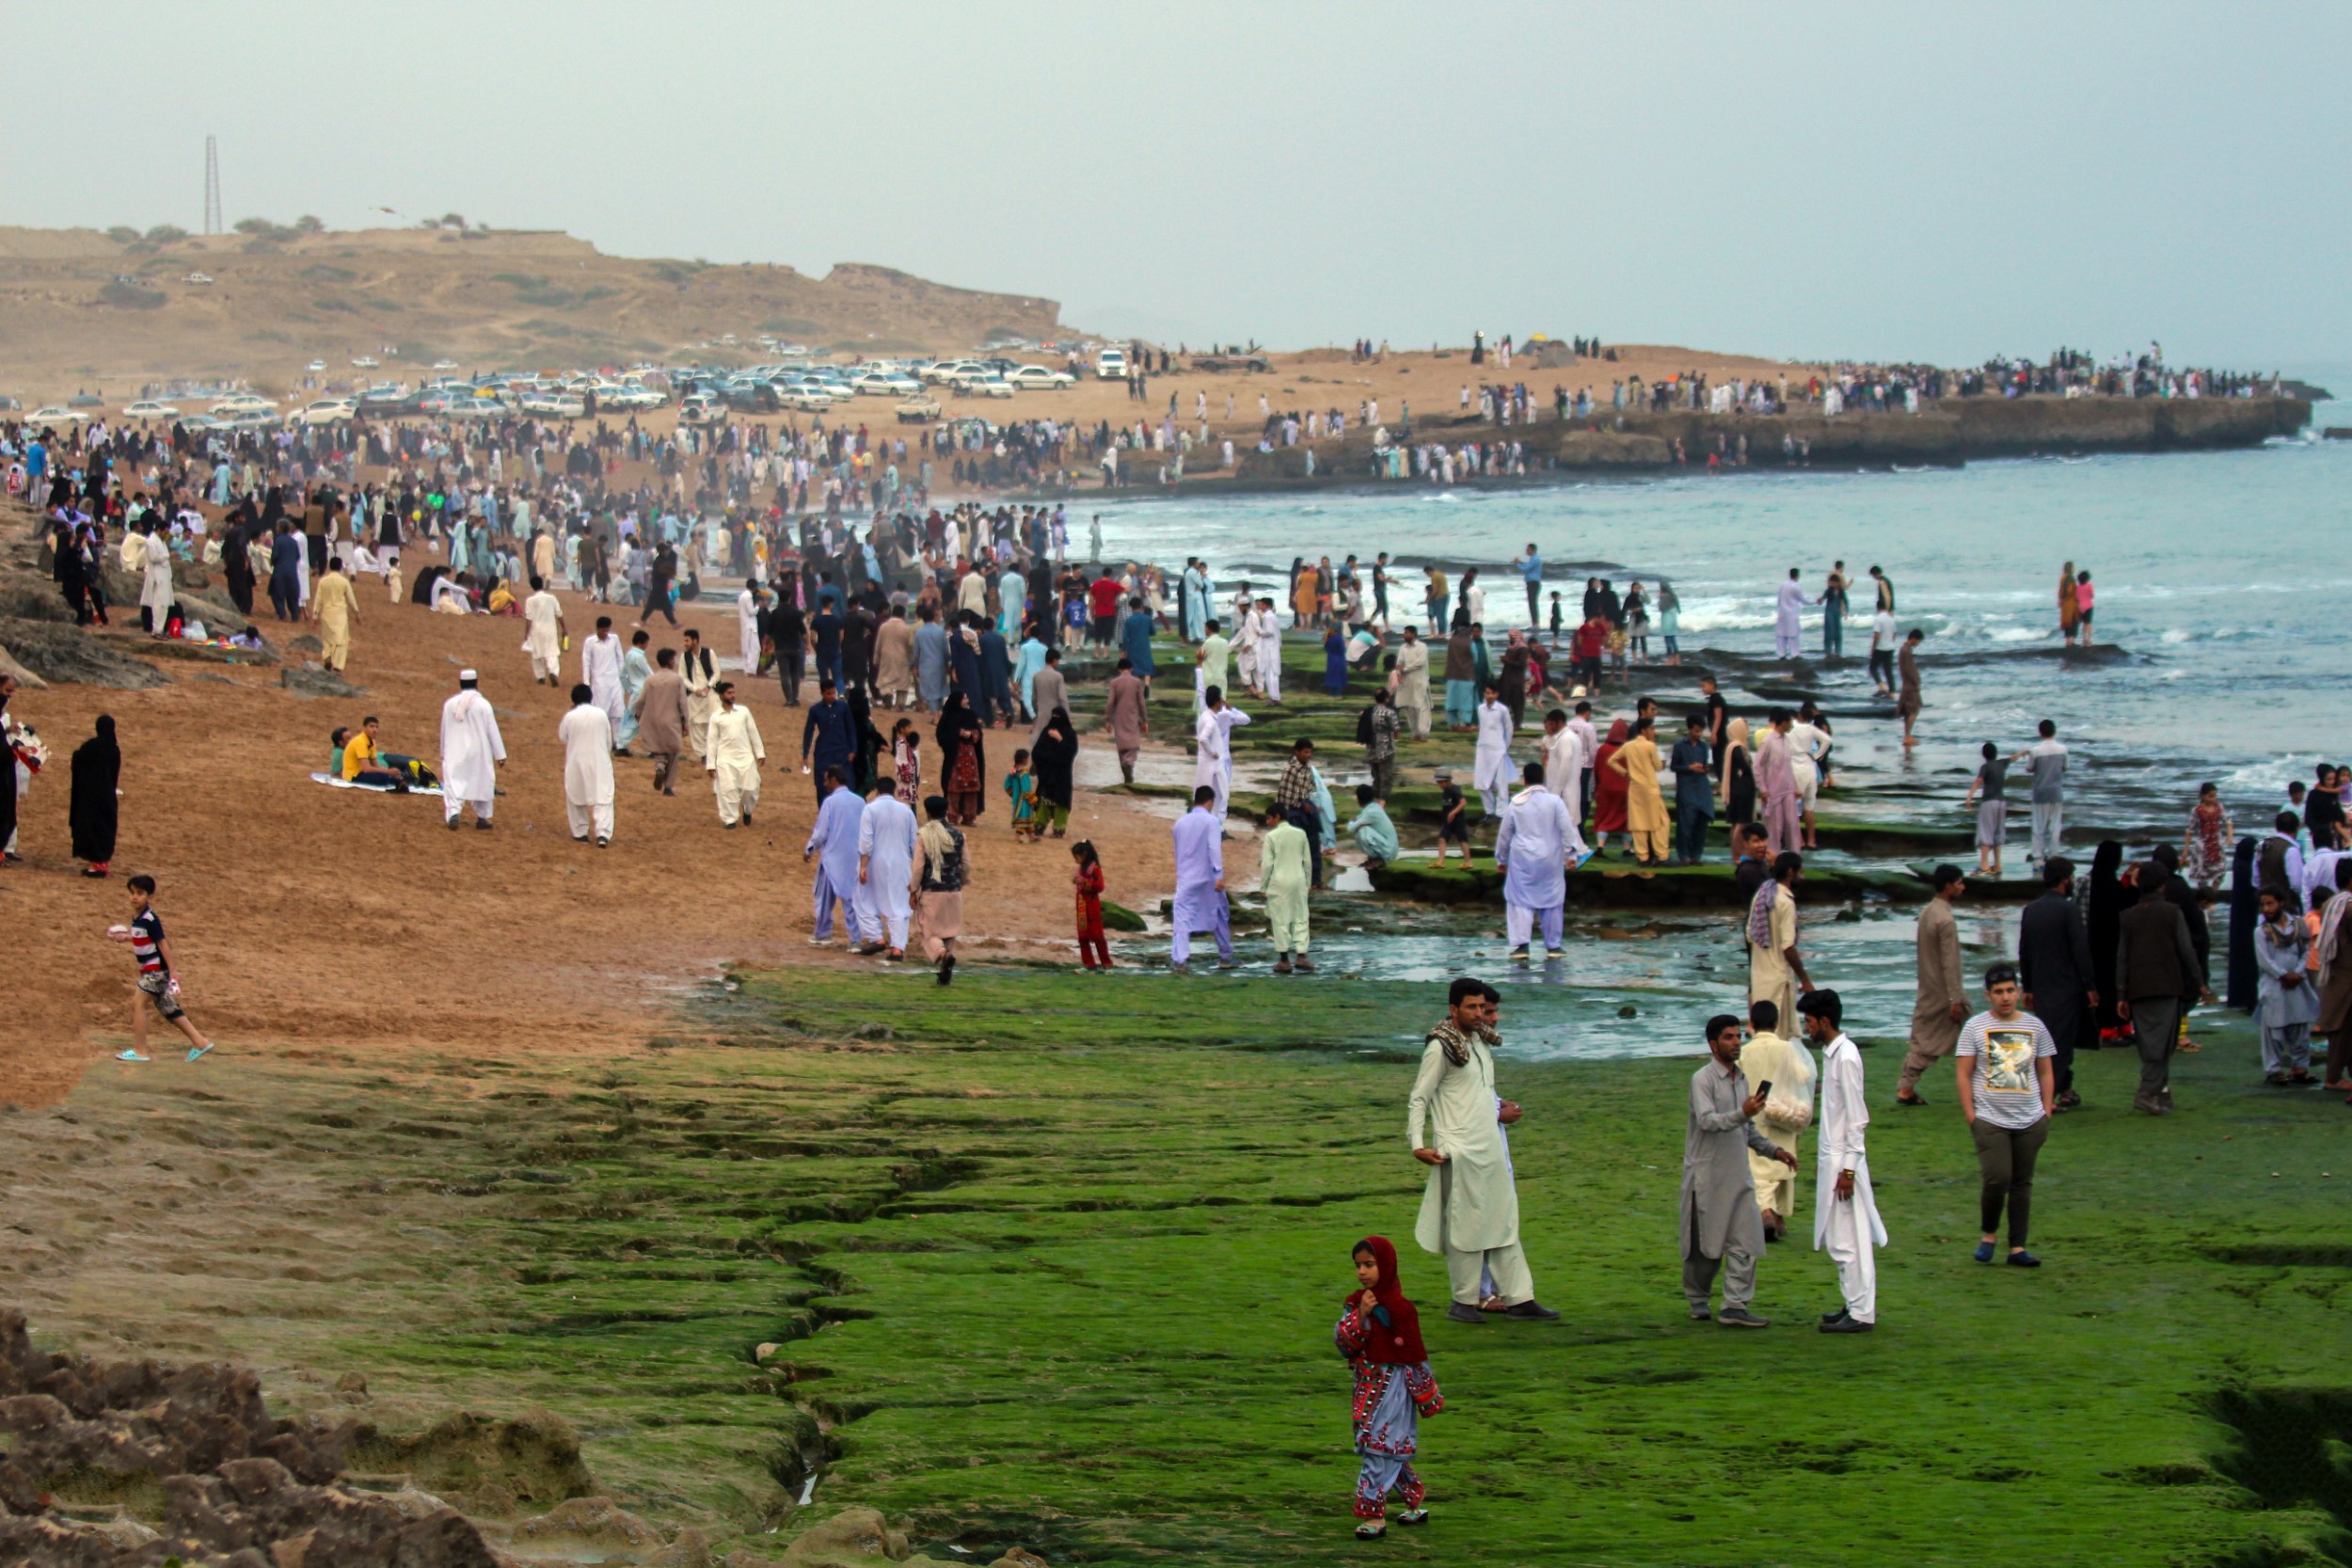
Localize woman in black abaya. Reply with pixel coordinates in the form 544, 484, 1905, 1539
69, 716, 120, 879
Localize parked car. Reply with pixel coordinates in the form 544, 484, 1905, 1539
184, 272, 214, 285
1094, 347, 1128, 380
287, 399, 358, 426
779, 388, 836, 413
599, 384, 667, 410
955, 376, 1015, 400
1005, 365, 1075, 390
122, 400, 181, 418
208, 395, 277, 414
28, 405, 90, 423
431, 358, 459, 371
352, 356, 379, 369
678, 393, 726, 425
1190, 353, 1272, 373
921, 359, 987, 386
895, 395, 942, 423
853, 370, 920, 397
518, 391, 587, 418
306, 359, 327, 372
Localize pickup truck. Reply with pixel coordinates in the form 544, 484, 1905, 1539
1190, 353, 1271, 373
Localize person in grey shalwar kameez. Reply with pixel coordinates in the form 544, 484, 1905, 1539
1682, 1012, 1798, 1326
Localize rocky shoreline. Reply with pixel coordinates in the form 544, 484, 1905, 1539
1058, 392, 2312, 499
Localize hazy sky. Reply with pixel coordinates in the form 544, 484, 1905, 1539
8, 2, 2346, 366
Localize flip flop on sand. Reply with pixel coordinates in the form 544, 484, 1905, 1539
187, 1045, 213, 1062
116, 1050, 149, 1063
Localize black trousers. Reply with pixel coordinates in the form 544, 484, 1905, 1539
1287, 804, 1325, 888
777, 642, 803, 705
1675, 801, 1711, 863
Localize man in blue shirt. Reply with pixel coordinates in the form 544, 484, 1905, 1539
800, 680, 855, 807
1516, 542, 1543, 630
1671, 712, 1716, 864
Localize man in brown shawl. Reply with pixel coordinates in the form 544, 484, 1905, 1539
1104, 657, 1150, 784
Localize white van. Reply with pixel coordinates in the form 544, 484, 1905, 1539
1095, 347, 1128, 380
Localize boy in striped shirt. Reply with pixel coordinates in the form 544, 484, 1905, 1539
106, 873, 213, 1063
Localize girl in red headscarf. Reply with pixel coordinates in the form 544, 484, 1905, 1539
1335, 1235, 1442, 1538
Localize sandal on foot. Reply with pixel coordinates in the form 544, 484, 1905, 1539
1354, 1522, 1387, 1540
1393, 1509, 1428, 1527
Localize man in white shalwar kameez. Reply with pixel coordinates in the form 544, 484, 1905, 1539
1192, 688, 1250, 824
737, 580, 766, 679
1472, 686, 1515, 817
1169, 790, 1235, 968
1409, 979, 1558, 1322
437, 671, 506, 829
1539, 709, 1590, 855
703, 681, 765, 827
855, 784, 918, 957
1773, 570, 1805, 659
679, 630, 720, 760
803, 768, 864, 943
1181, 562, 1210, 641
1799, 990, 1885, 1331
1494, 763, 1572, 958
556, 684, 615, 846
138, 529, 175, 632
580, 618, 627, 741
521, 578, 565, 685
1250, 598, 1283, 702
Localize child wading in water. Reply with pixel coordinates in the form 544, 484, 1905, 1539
1336, 1236, 1441, 1539
107, 873, 214, 1063
1071, 838, 1112, 969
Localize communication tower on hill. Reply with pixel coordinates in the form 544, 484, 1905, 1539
203, 135, 221, 235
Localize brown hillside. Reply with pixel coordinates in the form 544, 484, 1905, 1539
0, 226, 1062, 396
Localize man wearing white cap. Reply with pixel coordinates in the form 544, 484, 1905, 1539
438, 670, 506, 830
521, 576, 565, 686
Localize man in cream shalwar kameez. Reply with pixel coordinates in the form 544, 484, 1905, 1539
1472, 689, 1514, 817
615, 634, 652, 751
703, 683, 765, 827
1494, 763, 1572, 958
1800, 991, 1886, 1330
856, 784, 918, 956
1755, 714, 1802, 858
1409, 982, 1557, 1322
1250, 600, 1283, 702
737, 581, 765, 680
556, 686, 615, 846
1773, 571, 1805, 658
437, 672, 505, 829
521, 580, 564, 685
1391, 628, 1432, 739
138, 528, 176, 632
1735, 1002, 1815, 1236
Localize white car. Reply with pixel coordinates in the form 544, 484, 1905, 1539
601, 385, 667, 410
209, 395, 278, 414
306, 359, 326, 372
287, 399, 358, 426
122, 400, 181, 419
852, 371, 920, 397
352, 356, 379, 369
920, 359, 982, 386
1006, 365, 1075, 390
958, 376, 1015, 400
1094, 347, 1128, 380
219, 408, 279, 430
678, 393, 726, 425
778, 388, 836, 413
432, 358, 459, 371
520, 392, 586, 418
28, 405, 91, 423
185, 272, 214, 285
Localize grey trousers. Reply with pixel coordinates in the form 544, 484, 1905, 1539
2128, 995, 2181, 1101
2262, 1022, 2312, 1076
2030, 800, 2065, 861
1683, 1239, 1758, 1312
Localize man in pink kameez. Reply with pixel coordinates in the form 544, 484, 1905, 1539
1756, 708, 1802, 858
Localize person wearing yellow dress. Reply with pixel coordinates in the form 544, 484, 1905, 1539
309, 556, 359, 671
1608, 715, 1670, 864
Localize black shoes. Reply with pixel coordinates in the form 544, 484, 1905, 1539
1444, 1303, 1485, 1324
1502, 1300, 1560, 1321
1820, 1314, 1875, 1334
1716, 1307, 1770, 1328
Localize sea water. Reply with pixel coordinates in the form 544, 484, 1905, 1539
1095, 376, 2350, 1058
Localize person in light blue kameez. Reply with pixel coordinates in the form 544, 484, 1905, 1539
1347, 785, 1399, 868
1011, 631, 1047, 721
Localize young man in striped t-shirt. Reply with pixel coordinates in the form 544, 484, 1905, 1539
106, 873, 213, 1063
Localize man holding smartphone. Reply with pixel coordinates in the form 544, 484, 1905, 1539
1682, 1014, 1798, 1327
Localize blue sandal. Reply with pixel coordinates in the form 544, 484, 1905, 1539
1973, 1241, 1994, 1263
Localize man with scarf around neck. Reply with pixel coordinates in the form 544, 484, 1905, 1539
1407, 978, 1560, 1324
1335, 1236, 1442, 1540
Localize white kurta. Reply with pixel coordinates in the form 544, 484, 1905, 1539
1192, 705, 1249, 818
855, 792, 918, 947
521, 591, 563, 677
737, 589, 762, 674
141, 548, 175, 628
556, 703, 615, 842
580, 633, 626, 733
437, 689, 506, 816
1542, 726, 1587, 829
1774, 580, 1805, 654
704, 705, 765, 825
1494, 787, 1572, 911
1473, 700, 1514, 810
1408, 1033, 1519, 1255
1813, 1031, 1887, 1323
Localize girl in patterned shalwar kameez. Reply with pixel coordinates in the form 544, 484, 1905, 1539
1336, 1235, 1442, 1539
